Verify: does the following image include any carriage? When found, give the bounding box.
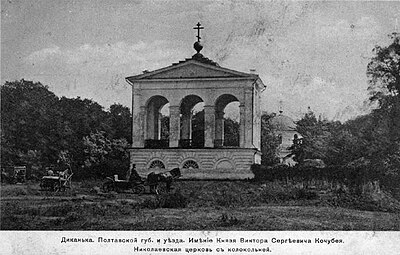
[40,170,73,192]
[102,167,181,195]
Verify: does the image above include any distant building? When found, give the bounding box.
[269,111,300,165]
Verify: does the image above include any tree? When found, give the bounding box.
[260,113,280,165]
[367,32,400,146]
[191,110,204,146]
[223,117,239,146]
[1,80,61,167]
[295,110,332,162]
[56,96,110,171]
[160,115,170,140]
[107,104,132,141]
[366,32,400,189]
[83,131,129,178]
[367,33,400,105]
[1,79,133,179]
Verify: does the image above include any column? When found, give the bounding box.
[215,110,224,147]
[132,88,143,147]
[132,106,146,147]
[244,88,253,148]
[239,103,246,148]
[169,105,180,148]
[204,105,215,148]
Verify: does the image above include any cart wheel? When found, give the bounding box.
[155,184,167,195]
[132,184,145,195]
[102,182,114,193]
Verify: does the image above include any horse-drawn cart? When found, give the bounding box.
[102,168,181,195]
[40,171,73,192]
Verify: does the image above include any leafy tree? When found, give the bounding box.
[56,96,111,171]
[294,110,333,162]
[191,110,204,146]
[107,103,132,141]
[1,79,132,179]
[160,115,170,140]
[366,32,400,189]
[260,113,280,165]
[1,80,60,167]
[367,32,400,146]
[83,131,129,178]
[223,117,240,146]
[367,33,400,106]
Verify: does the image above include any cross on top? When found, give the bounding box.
[193,22,204,42]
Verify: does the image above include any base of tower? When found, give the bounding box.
[128,148,261,180]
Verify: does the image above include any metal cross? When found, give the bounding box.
[193,22,204,42]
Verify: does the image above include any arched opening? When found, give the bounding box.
[179,95,204,148]
[182,160,199,170]
[148,160,166,172]
[215,94,240,147]
[145,96,169,148]
[160,103,170,140]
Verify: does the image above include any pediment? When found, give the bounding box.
[127,60,255,81]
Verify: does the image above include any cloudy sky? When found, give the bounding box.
[2,0,400,121]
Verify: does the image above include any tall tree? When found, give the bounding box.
[1,80,61,166]
[367,32,400,147]
[366,32,400,184]
[295,110,332,162]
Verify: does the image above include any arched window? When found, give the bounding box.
[149,160,165,169]
[182,160,199,170]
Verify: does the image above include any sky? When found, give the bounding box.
[2,0,400,121]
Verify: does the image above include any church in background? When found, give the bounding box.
[269,110,300,166]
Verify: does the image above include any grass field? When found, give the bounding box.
[1,180,400,230]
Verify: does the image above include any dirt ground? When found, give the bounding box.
[1,180,400,230]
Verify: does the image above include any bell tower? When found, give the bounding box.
[126,23,266,179]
